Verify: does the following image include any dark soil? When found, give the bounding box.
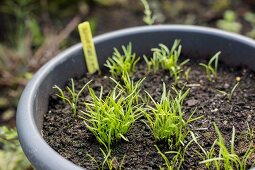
[42,59,255,169]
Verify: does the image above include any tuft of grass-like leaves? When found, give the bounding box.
[143,83,201,149]
[199,52,221,81]
[80,86,143,151]
[110,73,145,104]
[156,136,194,170]
[191,123,255,170]
[87,149,125,170]
[53,79,91,115]
[104,43,140,77]
[143,40,189,83]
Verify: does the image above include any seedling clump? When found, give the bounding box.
[143,83,201,149]
[191,123,255,170]
[104,43,140,77]
[110,73,145,104]
[144,40,189,83]
[80,85,142,151]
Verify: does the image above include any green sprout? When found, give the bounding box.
[184,67,191,81]
[140,0,155,25]
[144,40,189,83]
[155,135,194,170]
[143,52,161,73]
[156,145,182,170]
[199,52,221,81]
[143,83,201,149]
[217,82,239,101]
[53,79,91,115]
[246,123,254,141]
[80,86,142,151]
[191,123,255,170]
[110,73,145,104]
[87,149,125,170]
[104,43,140,77]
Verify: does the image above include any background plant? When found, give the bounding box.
[244,12,255,39]
[0,126,31,170]
[104,43,140,77]
[216,10,242,33]
[87,149,125,170]
[140,0,155,25]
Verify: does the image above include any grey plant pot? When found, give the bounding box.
[16,25,255,170]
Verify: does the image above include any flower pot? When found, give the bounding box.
[16,25,255,170]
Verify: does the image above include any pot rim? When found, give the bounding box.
[16,25,255,170]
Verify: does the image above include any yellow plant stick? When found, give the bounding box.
[78,21,99,74]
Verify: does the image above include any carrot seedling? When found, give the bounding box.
[53,79,91,116]
[80,86,143,151]
[143,83,201,149]
[199,52,220,81]
[155,134,194,170]
[104,43,140,77]
[110,73,145,104]
[217,82,239,101]
[191,123,255,170]
[144,40,189,83]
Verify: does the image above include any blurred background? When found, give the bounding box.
[0,0,254,169]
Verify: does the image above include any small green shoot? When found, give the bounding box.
[199,52,221,81]
[87,149,125,170]
[53,79,91,115]
[80,86,142,151]
[143,53,161,73]
[110,73,145,104]
[144,40,189,83]
[155,134,194,170]
[217,82,239,101]
[246,123,254,141]
[104,43,140,77]
[143,83,201,149]
[140,0,155,25]
[191,123,255,170]
[184,67,191,81]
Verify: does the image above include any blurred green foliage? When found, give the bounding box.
[216,10,242,33]
[212,0,230,12]
[0,126,31,170]
[244,12,255,38]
